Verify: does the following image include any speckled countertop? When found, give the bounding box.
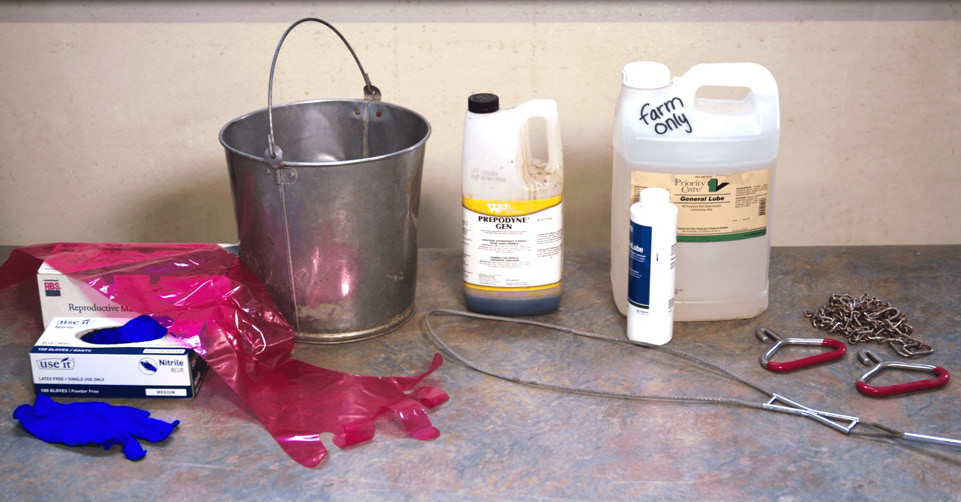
[2,246,960,500]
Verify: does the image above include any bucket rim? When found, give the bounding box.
[218,98,431,167]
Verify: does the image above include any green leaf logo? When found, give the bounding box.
[708,179,729,192]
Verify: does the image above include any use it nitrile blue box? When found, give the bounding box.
[29,317,206,399]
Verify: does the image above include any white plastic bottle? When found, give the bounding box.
[627,188,677,345]
[461,93,564,316]
[611,62,780,321]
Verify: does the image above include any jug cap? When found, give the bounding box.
[622,62,672,89]
[639,187,671,207]
[468,93,500,114]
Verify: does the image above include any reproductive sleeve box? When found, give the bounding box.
[30,317,207,399]
[36,244,240,328]
[37,261,139,328]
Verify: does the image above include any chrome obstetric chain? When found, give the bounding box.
[424,309,961,451]
[805,293,934,358]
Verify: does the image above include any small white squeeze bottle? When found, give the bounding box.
[627,187,678,345]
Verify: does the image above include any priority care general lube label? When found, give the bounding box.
[629,169,770,242]
[29,317,206,399]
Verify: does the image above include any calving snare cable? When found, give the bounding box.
[424,309,961,450]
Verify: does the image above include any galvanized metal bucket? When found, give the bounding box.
[219,18,430,343]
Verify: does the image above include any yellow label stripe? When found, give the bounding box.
[465,281,562,293]
[463,196,563,217]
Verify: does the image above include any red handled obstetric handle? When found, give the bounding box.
[857,363,950,397]
[765,339,847,372]
[857,367,949,397]
[756,328,847,373]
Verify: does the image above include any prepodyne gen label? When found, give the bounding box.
[630,169,770,242]
[463,197,563,290]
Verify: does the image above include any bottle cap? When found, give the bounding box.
[468,93,500,114]
[622,62,672,89]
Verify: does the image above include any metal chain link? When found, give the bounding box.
[804,293,933,358]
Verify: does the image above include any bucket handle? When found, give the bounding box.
[265,18,382,163]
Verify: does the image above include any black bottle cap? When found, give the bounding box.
[468,93,499,114]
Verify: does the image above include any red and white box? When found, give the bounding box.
[37,262,139,328]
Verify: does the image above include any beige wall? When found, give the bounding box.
[1,2,960,247]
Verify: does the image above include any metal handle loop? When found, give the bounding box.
[755,327,783,343]
[856,349,949,397]
[756,327,847,372]
[266,18,382,160]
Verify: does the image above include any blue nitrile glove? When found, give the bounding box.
[80,315,167,344]
[13,395,180,461]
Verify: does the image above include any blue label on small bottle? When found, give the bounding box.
[628,222,652,309]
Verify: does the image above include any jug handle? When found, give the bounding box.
[682,63,779,130]
[265,18,381,161]
[514,99,563,175]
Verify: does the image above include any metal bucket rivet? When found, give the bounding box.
[219,18,430,343]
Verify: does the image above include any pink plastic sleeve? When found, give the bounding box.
[0,243,448,468]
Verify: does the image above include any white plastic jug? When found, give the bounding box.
[610,62,780,321]
[462,93,564,316]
